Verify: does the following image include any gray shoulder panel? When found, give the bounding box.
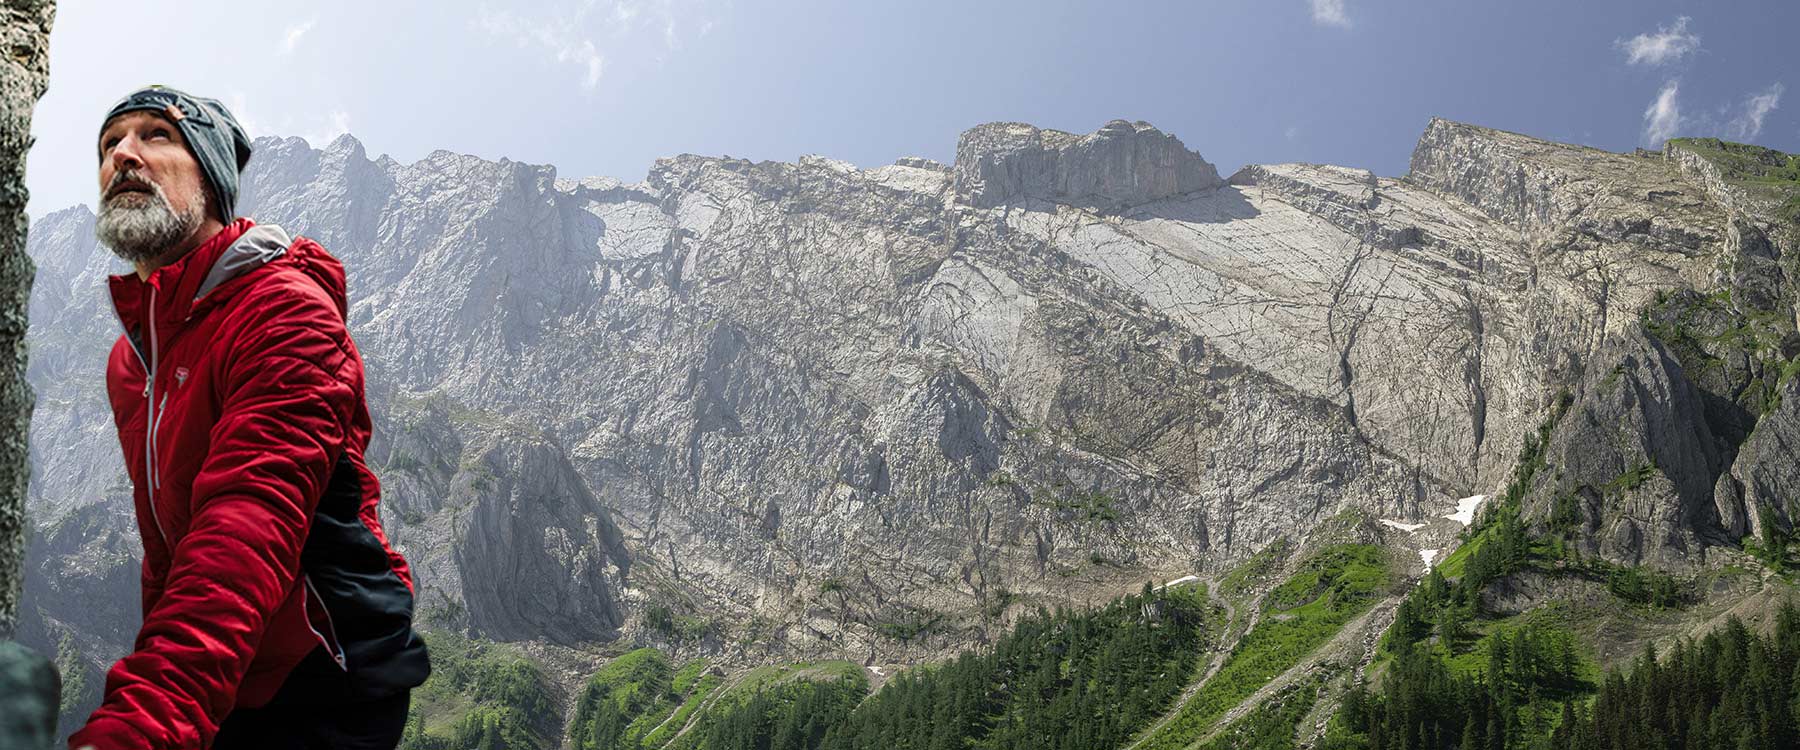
[195,224,292,302]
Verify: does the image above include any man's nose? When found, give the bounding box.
[108,133,144,174]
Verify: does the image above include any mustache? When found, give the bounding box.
[104,169,163,202]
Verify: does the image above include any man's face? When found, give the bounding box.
[95,110,209,265]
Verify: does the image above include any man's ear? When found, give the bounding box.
[202,179,223,223]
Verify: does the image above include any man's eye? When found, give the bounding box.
[149,129,171,140]
[102,137,120,151]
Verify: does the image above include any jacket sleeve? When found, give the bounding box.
[69,288,356,750]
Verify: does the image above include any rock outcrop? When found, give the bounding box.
[449,422,631,644]
[953,119,1222,208]
[1409,118,1721,256]
[1525,328,1729,566]
[1715,372,1800,543]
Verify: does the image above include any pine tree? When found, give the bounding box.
[1460,714,1481,750]
[479,715,503,750]
[1759,506,1788,571]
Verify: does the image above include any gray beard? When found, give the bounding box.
[95,181,204,266]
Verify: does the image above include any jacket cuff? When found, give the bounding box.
[67,716,157,750]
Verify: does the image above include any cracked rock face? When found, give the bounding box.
[1526,329,1727,566]
[1716,372,1800,543]
[953,120,1223,208]
[19,114,1789,677]
[450,422,632,645]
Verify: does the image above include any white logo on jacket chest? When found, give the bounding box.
[174,366,189,387]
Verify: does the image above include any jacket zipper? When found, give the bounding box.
[113,287,170,552]
[145,286,167,547]
[302,575,350,671]
[152,391,169,489]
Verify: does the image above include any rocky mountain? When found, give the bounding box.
[18,115,1800,746]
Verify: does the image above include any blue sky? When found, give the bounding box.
[26,0,1800,217]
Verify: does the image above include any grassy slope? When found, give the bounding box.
[561,645,864,750]
[1197,674,1333,750]
[1137,543,1391,750]
[403,630,561,750]
[639,661,722,748]
[661,660,866,750]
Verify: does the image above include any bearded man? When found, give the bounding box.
[67,86,429,750]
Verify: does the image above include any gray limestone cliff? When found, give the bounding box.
[1497,134,1800,568]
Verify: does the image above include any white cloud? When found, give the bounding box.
[1642,79,1682,146]
[1309,0,1350,28]
[1618,16,1699,66]
[1726,83,1783,141]
[280,18,316,55]
[477,5,608,89]
[310,111,352,147]
[474,2,717,87]
[225,92,270,140]
[550,35,605,89]
[1285,125,1300,140]
[226,92,351,147]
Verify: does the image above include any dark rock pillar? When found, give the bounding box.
[0,2,58,748]
[0,0,52,643]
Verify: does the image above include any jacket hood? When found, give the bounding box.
[192,223,290,302]
[194,223,349,320]
[277,233,350,320]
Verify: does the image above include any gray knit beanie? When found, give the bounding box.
[99,85,252,224]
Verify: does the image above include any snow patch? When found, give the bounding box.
[1380,519,1426,532]
[1446,494,1486,526]
[1419,548,1440,569]
[1158,574,1201,590]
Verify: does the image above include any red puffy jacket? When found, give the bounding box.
[70,218,430,750]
